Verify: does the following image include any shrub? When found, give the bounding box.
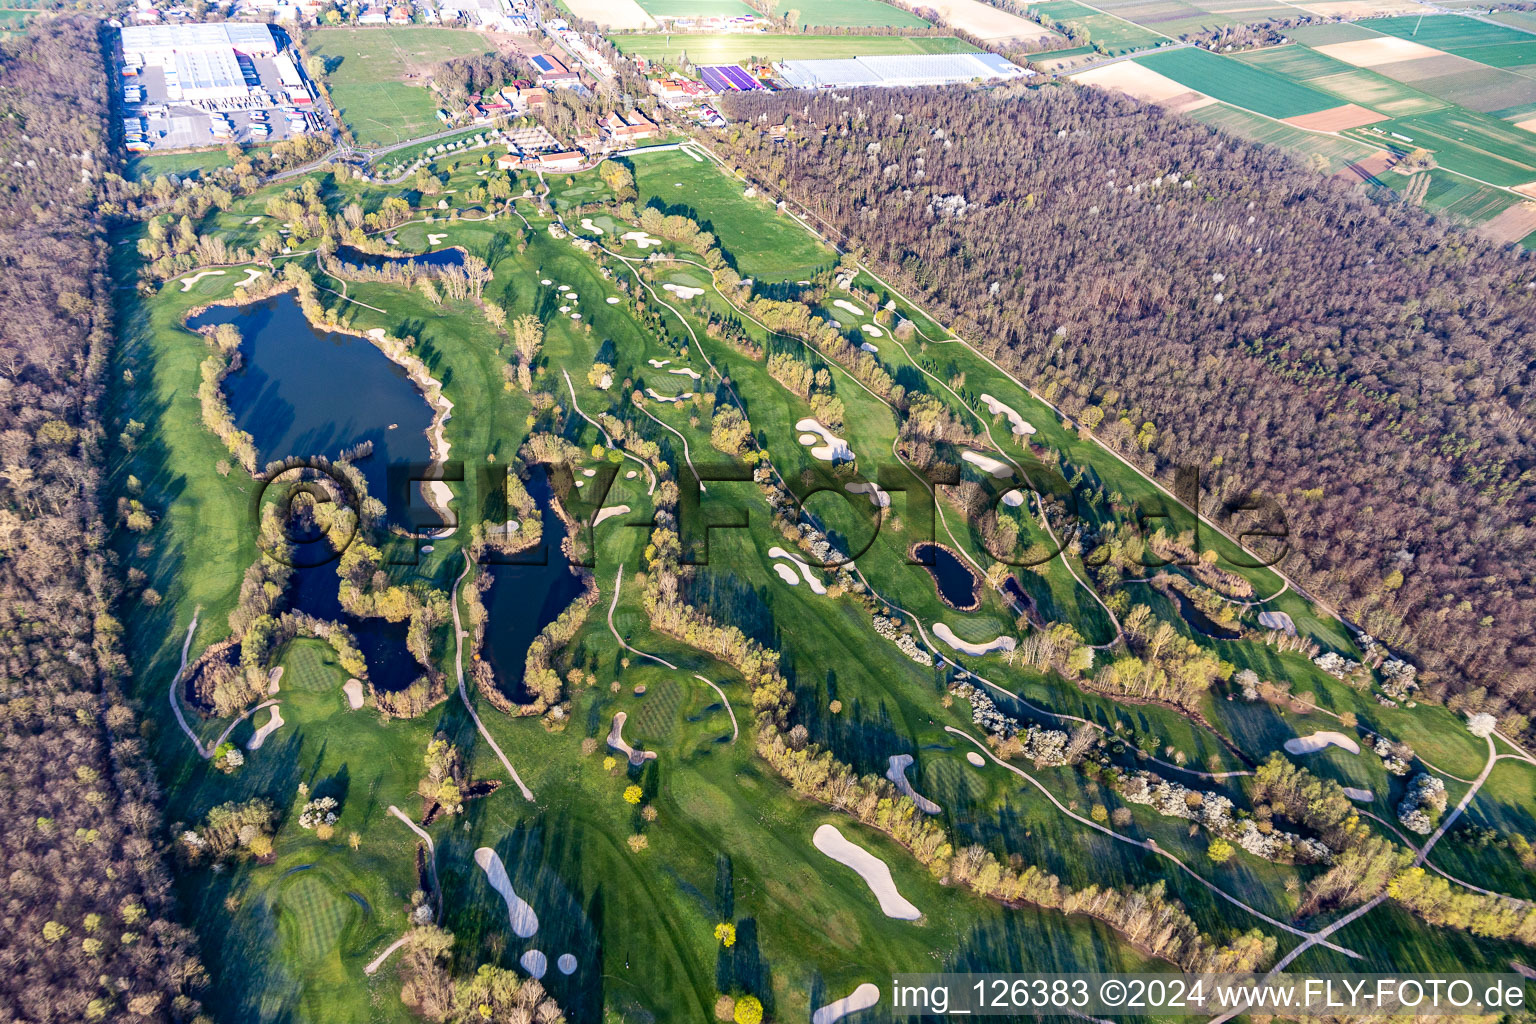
[734,995,763,1024]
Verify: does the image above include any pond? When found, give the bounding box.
[335,244,466,271]
[481,470,586,703]
[288,562,420,692]
[1163,584,1242,641]
[911,542,981,611]
[187,292,439,524]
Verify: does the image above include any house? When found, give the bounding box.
[388,6,411,23]
[537,151,583,171]
[495,152,519,170]
[358,6,387,22]
[531,53,579,88]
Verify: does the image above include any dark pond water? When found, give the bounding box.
[911,542,980,609]
[1164,585,1242,640]
[187,292,435,519]
[481,471,584,703]
[335,244,466,270]
[286,561,420,692]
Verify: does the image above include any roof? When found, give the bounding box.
[538,151,583,163]
[120,22,276,53]
[775,51,1027,89]
[531,53,568,75]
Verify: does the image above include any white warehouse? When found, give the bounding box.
[120,23,279,102]
[775,52,1030,90]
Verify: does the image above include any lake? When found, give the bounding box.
[911,542,981,610]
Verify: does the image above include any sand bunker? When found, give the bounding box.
[861,323,883,337]
[557,953,578,974]
[644,388,681,403]
[669,367,702,380]
[179,269,227,291]
[966,751,986,767]
[1001,489,1024,507]
[813,983,881,1024]
[796,418,853,462]
[607,710,657,765]
[860,341,879,353]
[559,305,571,313]
[662,283,704,300]
[558,285,569,292]
[622,230,661,249]
[540,278,553,285]
[1075,62,1214,111]
[582,468,596,477]
[238,268,264,288]
[845,481,891,508]
[267,665,284,695]
[1284,731,1361,756]
[1258,610,1296,634]
[813,824,922,920]
[1343,787,1373,802]
[980,393,1036,436]
[933,623,1015,657]
[962,450,1013,479]
[833,298,867,317]
[580,218,605,234]
[519,949,547,979]
[773,563,800,586]
[427,233,447,245]
[625,470,638,479]
[246,705,285,750]
[343,678,364,709]
[475,847,539,937]
[1315,36,1442,67]
[647,358,672,368]
[245,216,262,225]
[798,433,818,444]
[886,754,942,814]
[769,547,827,594]
[593,504,631,527]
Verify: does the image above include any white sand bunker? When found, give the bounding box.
[813,983,881,1024]
[343,678,364,710]
[179,269,227,291]
[607,710,657,765]
[520,949,547,979]
[559,305,571,313]
[1284,731,1360,756]
[962,450,1013,479]
[558,284,570,292]
[644,388,681,403]
[773,563,800,586]
[1344,787,1373,802]
[475,847,539,937]
[606,296,621,304]
[246,705,284,750]
[886,754,942,814]
[238,268,264,288]
[861,323,883,337]
[662,283,704,300]
[845,481,890,508]
[582,468,596,477]
[570,313,581,320]
[769,547,826,594]
[796,418,852,462]
[580,217,605,234]
[540,278,553,285]
[557,953,577,974]
[1258,610,1296,635]
[594,504,631,527]
[933,623,1015,657]
[267,665,284,695]
[966,751,986,768]
[622,230,661,249]
[625,470,637,479]
[860,341,879,353]
[669,367,702,380]
[813,824,922,920]
[980,393,1036,436]
[647,358,672,368]
[833,298,866,317]
[245,216,262,225]
[1001,489,1024,507]
[798,433,818,444]
[427,233,447,245]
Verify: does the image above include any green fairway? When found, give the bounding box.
[1026,0,1167,53]
[612,32,973,62]
[1349,108,1536,187]
[768,0,933,26]
[1137,47,1340,117]
[1366,14,1536,69]
[634,0,759,17]
[309,27,493,148]
[1187,102,1380,173]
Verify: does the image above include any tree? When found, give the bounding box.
[1208,839,1235,864]
[734,995,764,1024]
[624,785,643,804]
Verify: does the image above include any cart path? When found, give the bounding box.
[452,553,534,800]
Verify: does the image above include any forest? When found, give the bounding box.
[715,83,1536,736]
[0,16,204,1024]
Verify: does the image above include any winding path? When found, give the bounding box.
[561,368,657,496]
[166,608,283,758]
[388,805,443,923]
[452,553,534,800]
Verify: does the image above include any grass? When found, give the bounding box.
[611,32,974,63]
[1136,47,1340,118]
[1348,108,1536,187]
[127,148,248,181]
[309,27,493,148]
[1026,0,1167,54]
[767,0,934,26]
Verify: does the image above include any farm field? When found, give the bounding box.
[309,26,494,148]
[1136,46,1341,117]
[1236,45,1449,117]
[1026,0,1168,53]
[1083,0,1276,38]
[1348,108,1536,187]
[887,0,1059,41]
[1365,14,1536,69]
[766,0,934,27]
[632,0,759,17]
[1187,101,1381,172]
[612,32,974,62]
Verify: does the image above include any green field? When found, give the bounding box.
[127,147,246,181]
[1085,0,1283,38]
[1236,44,1449,117]
[1137,47,1339,117]
[767,0,933,27]
[309,27,493,148]
[613,32,974,63]
[1350,108,1536,187]
[1187,102,1380,173]
[1027,0,1167,54]
[633,0,759,18]
[1366,14,1536,69]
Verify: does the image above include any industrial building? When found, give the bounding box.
[119,23,284,103]
[774,52,1029,90]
